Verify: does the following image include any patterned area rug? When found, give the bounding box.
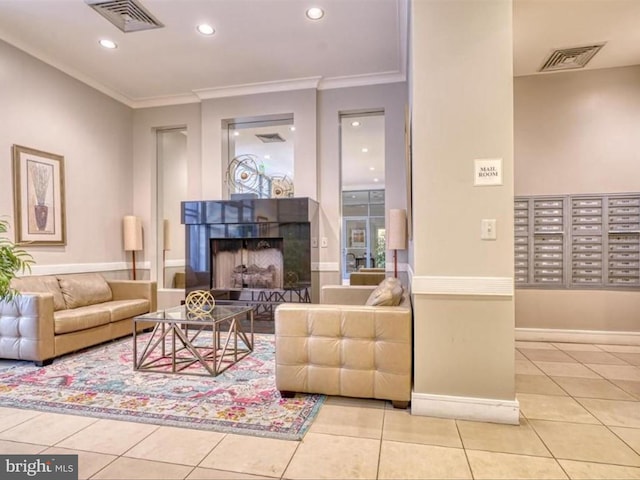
[0,333,324,441]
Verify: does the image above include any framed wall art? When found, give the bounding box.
[12,145,66,245]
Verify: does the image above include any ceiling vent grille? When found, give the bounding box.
[539,44,605,72]
[255,133,286,143]
[86,0,164,33]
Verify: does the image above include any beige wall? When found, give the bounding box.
[200,89,318,201]
[317,83,408,279]
[514,65,640,333]
[0,39,134,272]
[410,0,516,419]
[515,65,640,196]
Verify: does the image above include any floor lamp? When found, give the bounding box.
[387,209,407,278]
[123,215,143,280]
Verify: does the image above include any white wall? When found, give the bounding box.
[0,39,134,272]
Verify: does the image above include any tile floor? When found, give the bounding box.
[1,340,639,479]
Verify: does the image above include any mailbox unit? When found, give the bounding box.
[514,193,640,289]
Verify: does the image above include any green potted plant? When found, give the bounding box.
[0,218,34,302]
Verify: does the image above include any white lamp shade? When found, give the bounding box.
[387,209,407,250]
[163,219,171,251]
[123,216,143,251]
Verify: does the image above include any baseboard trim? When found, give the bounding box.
[516,328,640,346]
[312,262,339,272]
[411,392,519,425]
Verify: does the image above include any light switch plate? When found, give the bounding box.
[321,237,328,248]
[312,238,318,248]
[481,219,497,240]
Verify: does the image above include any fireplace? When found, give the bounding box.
[182,198,318,297]
[211,237,284,289]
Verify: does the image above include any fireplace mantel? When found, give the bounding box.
[181,198,319,295]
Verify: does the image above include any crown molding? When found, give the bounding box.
[130,93,201,109]
[318,71,406,90]
[194,77,322,100]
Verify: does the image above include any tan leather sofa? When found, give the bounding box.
[275,284,412,408]
[349,268,387,286]
[0,273,156,365]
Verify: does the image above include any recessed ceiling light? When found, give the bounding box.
[99,39,117,49]
[264,155,271,160]
[197,24,215,35]
[369,167,375,171]
[361,147,369,153]
[289,126,296,131]
[351,121,361,127]
[233,131,240,137]
[373,178,379,182]
[306,7,324,20]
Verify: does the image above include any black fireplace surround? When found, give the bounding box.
[181,198,318,295]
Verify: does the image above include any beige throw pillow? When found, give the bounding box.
[10,275,67,311]
[57,273,113,309]
[365,277,404,307]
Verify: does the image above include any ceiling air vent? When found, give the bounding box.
[539,43,605,72]
[86,0,164,33]
[255,133,286,143]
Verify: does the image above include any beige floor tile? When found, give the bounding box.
[457,417,551,457]
[91,456,192,479]
[383,409,461,447]
[520,348,577,363]
[566,350,630,365]
[552,343,604,352]
[201,433,298,478]
[43,446,117,480]
[551,376,636,400]
[613,352,640,366]
[466,450,567,479]
[0,412,97,445]
[533,362,602,378]
[530,420,640,466]
[517,393,599,424]
[309,403,384,439]
[586,364,640,381]
[596,345,640,354]
[577,398,640,428]
[558,459,640,479]
[516,360,546,375]
[0,439,47,454]
[611,427,640,456]
[612,380,640,399]
[57,418,158,455]
[284,432,379,479]
[187,468,277,479]
[0,407,43,432]
[324,395,386,409]
[516,374,567,396]
[377,440,471,479]
[516,341,558,350]
[124,426,225,465]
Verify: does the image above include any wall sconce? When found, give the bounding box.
[123,215,143,280]
[387,209,407,278]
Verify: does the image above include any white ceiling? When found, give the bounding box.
[0,0,638,191]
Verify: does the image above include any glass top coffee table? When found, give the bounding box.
[133,304,254,377]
